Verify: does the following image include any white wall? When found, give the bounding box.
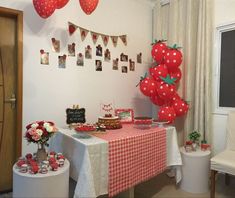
[212,0,235,154]
[0,0,153,154]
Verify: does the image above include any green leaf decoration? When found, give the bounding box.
[151,39,167,45]
[136,72,148,87]
[168,44,182,49]
[160,74,176,85]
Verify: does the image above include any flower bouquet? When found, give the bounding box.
[25,121,58,162]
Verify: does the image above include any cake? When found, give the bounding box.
[98,114,122,130]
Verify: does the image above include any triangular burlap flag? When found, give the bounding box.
[79,27,89,41]
[101,34,109,47]
[119,35,127,46]
[111,36,118,47]
[90,32,100,44]
[68,22,78,35]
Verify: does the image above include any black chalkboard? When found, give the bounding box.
[66,108,86,124]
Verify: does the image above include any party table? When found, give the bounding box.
[50,125,182,198]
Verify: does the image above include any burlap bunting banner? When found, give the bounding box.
[101,34,109,47]
[68,22,78,35]
[119,35,127,46]
[68,21,127,46]
[111,36,118,47]
[90,32,100,44]
[79,27,89,41]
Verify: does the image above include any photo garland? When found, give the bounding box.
[39,23,143,75]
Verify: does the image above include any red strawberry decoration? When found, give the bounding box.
[138,74,157,97]
[79,0,99,15]
[33,0,57,19]
[149,64,168,81]
[158,106,176,123]
[156,75,176,100]
[169,68,182,83]
[31,165,39,174]
[150,94,165,106]
[56,0,69,9]
[168,92,181,105]
[172,99,189,116]
[164,44,183,70]
[25,153,33,160]
[151,41,168,64]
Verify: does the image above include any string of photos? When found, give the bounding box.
[68,22,127,47]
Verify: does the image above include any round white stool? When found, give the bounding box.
[179,147,211,193]
[13,159,70,198]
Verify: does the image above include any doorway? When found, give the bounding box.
[0,7,23,192]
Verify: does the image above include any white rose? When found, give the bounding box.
[46,126,53,132]
[36,129,43,136]
[31,123,39,128]
[43,122,50,128]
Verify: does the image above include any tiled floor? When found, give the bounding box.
[2,171,235,198]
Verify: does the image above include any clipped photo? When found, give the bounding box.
[104,49,111,62]
[96,60,102,71]
[85,45,92,59]
[137,52,142,63]
[40,50,49,65]
[120,53,128,62]
[77,53,84,66]
[121,66,128,73]
[129,59,135,71]
[58,55,66,68]
[113,58,119,70]
[96,44,102,56]
[51,38,60,53]
[68,43,76,56]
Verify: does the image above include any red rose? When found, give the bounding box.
[26,123,33,130]
[38,121,45,126]
[25,132,32,140]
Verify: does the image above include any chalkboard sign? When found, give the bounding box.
[66,108,86,124]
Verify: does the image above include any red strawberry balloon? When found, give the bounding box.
[164,44,183,71]
[150,94,165,106]
[79,0,99,15]
[156,75,176,100]
[151,41,168,64]
[169,68,182,83]
[158,106,176,123]
[172,99,189,116]
[168,92,181,105]
[33,0,57,19]
[149,64,168,82]
[56,0,69,9]
[139,75,157,97]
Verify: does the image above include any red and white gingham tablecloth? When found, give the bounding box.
[93,124,166,197]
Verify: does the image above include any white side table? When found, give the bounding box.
[179,147,211,193]
[13,159,70,198]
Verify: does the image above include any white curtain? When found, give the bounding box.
[153,0,214,143]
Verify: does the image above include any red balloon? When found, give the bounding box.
[172,99,189,116]
[150,94,165,106]
[164,48,182,70]
[156,81,176,100]
[33,0,57,19]
[56,0,69,9]
[169,68,182,83]
[167,92,181,105]
[79,0,99,15]
[139,77,157,97]
[158,106,176,123]
[149,64,168,82]
[151,42,168,64]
